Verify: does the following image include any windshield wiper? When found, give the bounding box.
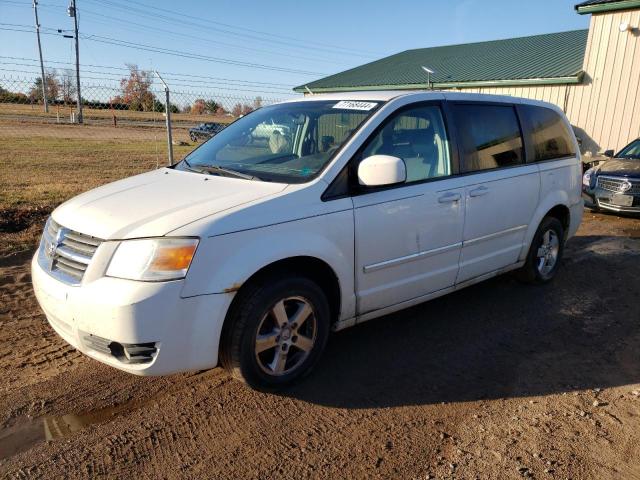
[197,165,261,181]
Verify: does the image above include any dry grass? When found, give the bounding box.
[0,123,194,256]
[0,103,234,124]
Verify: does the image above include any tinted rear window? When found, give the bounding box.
[519,105,575,161]
[451,104,524,173]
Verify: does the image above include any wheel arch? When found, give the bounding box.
[545,204,571,238]
[223,255,342,330]
[520,193,572,262]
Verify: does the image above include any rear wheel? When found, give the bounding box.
[220,276,330,391]
[517,216,565,284]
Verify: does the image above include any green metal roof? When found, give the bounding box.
[294,30,588,93]
[575,0,640,14]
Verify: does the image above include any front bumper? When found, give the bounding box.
[582,187,640,213]
[31,253,234,375]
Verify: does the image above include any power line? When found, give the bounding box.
[0,68,296,96]
[70,7,354,67]
[121,0,383,57]
[2,0,372,65]
[0,25,327,76]
[0,64,296,94]
[80,33,327,76]
[0,55,296,87]
[82,0,378,59]
[0,59,296,90]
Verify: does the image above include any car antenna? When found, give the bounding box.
[304,85,314,95]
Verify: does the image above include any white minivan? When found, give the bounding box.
[32,91,583,390]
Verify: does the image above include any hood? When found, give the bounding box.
[597,158,640,177]
[52,168,287,239]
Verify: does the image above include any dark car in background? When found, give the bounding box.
[583,138,640,214]
[189,122,226,142]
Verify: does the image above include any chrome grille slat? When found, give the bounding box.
[54,260,84,280]
[65,231,101,247]
[61,237,97,255]
[55,255,88,272]
[55,244,92,265]
[38,217,103,285]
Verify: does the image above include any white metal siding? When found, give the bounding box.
[452,10,640,155]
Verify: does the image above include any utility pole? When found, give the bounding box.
[32,0,48,113]
[155,71,174,165]
[68,0,82,123]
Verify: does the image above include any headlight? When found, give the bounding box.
[582,167,595,187]
[106,238,199,281]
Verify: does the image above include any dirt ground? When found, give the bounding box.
[0,212,639,479]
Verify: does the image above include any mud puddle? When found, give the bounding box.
[0,369,221,461]
[0,401,136,460]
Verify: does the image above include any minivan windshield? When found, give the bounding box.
[616,139,640,160]
[177,100,381,182]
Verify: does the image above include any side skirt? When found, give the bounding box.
[332,261,525,332]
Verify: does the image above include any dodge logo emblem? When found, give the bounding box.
[46,227,68,270]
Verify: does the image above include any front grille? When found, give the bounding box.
[39,217,103,285]
[597,176,640,195]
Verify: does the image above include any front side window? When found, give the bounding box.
[178,100,380,183]
[616,139,640,160]
[359,105,451,183]
[519,105,575,161]
[452,104,524,173]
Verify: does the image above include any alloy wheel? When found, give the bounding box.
[536,229,560,276]
[254,296,317,376]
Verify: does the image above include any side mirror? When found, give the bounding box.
[604,149,615,158]
[357,155,406,187]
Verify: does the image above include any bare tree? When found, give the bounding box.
[59,69,77,105]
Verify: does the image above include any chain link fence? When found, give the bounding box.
[0,72,286,164]
[0,71,291,254]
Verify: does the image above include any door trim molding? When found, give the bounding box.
[361,224,527,274]
[363,242,462,273]
[463,224,527,246]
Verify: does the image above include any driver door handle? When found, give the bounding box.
[438,192,461,203]
[469,186,490,197]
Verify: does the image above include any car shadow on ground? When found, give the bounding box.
[282,234,640,409]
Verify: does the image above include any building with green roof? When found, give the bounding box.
[296,0,640,154]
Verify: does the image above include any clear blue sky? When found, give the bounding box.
[0,0,588,99]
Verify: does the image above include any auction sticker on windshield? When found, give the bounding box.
[332,101,378,111]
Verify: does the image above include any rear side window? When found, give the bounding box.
[519,105,575,161]
[451,104,524,173]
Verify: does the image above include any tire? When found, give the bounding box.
[220,275,330,391]
[517,216,565,284]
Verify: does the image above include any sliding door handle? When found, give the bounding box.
[469,186,489,197]
[438,192,461,203]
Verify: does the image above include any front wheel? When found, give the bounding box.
[517,216,565,284]
[220,276,330,391]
